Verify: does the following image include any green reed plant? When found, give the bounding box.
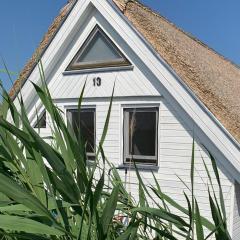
[0,64,231,239]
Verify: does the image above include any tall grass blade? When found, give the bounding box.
[195,199,204,240]
[101,184,120,237]
[0,215,65,236]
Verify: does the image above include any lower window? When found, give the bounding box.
[67,108,96,160]
[123,107,158,165]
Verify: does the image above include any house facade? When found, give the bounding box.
[11,0,240,238]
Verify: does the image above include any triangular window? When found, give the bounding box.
[67,25,131,71]
[34,111,46,129]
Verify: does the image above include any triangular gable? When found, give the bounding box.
[10,0,240,182]
[67,25,131,71]
[10,0,240,146]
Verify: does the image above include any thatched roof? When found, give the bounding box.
[10,0,240,144]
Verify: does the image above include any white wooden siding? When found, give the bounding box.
[233,182,240,239]
[50,69,159,99]
[17,0,240,186]
[23,0,236,235]
[42,96,234,237]
[27,11,236,234]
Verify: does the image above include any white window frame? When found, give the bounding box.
[66,24,131,71]
[122,105,159,166]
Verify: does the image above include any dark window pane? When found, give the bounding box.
[77,31,122,64]
[67,26,131,70]
[128,111,156,156]
[34,111,46,128]
[69,109,95,155]
[80,111,95,153]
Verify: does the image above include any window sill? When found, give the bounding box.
[117,164,159,172]
[63,65,134,75]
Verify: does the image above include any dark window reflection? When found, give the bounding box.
[68,109,95,156]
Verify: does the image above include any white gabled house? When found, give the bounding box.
[10,0,240,238]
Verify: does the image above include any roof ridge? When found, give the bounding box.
[129,0,240,70]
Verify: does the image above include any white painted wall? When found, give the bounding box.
[38,95,234,238]
[29,15,236,235]
[21,1,239,237]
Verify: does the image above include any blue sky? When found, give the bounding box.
[0,0,240,91]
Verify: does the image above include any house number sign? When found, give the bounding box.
[93,77,101,87]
